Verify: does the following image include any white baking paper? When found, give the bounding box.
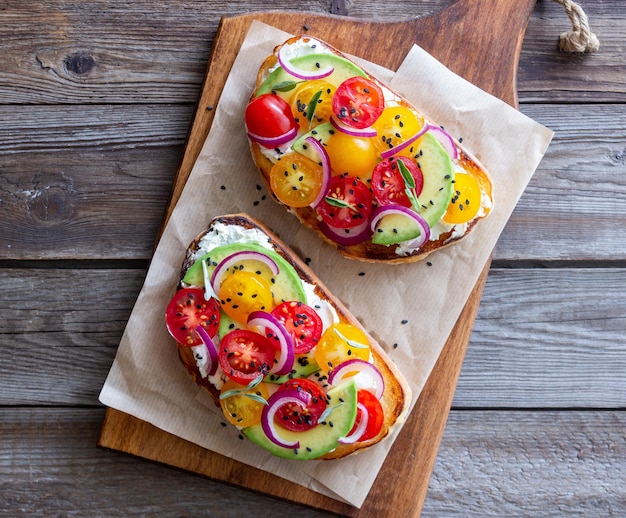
[99,20,553,508]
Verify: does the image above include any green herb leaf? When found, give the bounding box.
[333,327,369,349]
[244,393,269,405]
[324,196,358,212]
[219,374,265,401]
[306,89,323,124]
[397,159,415,189]
[272,80,301,93]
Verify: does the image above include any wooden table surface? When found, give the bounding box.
[1,0,625,516]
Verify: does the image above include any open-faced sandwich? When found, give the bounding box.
[245,36,494,263]
[164,214,411,460]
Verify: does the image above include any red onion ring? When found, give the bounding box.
[277,45,334,81]
[247,311,295,375]
[261,388,311,448]
[318,218,372,246]
[195,325,219,377]
[247,127,297,148]
[330,115,377,138]
[210,250,279,295]
[370,204,431,249]
[302,136,332,207]
[328,359,384,399]
[338,402,369,444]
[427,124,459,160]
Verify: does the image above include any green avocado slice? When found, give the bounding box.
[182,242,307,305]
[256,53,367,100]
[243,379,358,460]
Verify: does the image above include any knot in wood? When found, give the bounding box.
[65,52,96,75]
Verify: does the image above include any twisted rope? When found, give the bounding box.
[552,0,600,52]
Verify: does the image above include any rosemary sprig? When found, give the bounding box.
[397,158,422,213]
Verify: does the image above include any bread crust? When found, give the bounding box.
[175,213,412,459]
[248,36,494,264]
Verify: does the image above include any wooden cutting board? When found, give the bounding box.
[98,1,536,515]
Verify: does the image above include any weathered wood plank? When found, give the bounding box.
[0,105,193,259]
[1,104,623,261]
[423,409,626,516]
[1,407,623,516]
[0,1,623,104]
[1,267,624,407]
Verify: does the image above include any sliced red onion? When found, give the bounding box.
[330,115,377,138]
[261,388,311,448]
[328,359,385,399]
[427,124,459,160]
[318,218,371,246]
[303,136,332,207]
[380,125,429,159]
[210,251,279,294]
[247,311,295,375]
[338,402,369,444]
[195,325,219,376]
[247,127,297,148]
[277,45,334,81]
[370,204,431,249]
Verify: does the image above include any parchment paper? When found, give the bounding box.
[99,21,554,508]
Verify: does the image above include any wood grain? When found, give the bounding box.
[3,407,624,516]
[97,1,538,514]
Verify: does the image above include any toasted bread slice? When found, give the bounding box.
[246,36,494,263]
[172,214,411,460]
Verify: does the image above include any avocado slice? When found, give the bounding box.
[414,132,456,227]
[243,379,358,460]
[256,53,367,100]
[291,122,335,162]
[371,212,423,245]
[182,242,307,305]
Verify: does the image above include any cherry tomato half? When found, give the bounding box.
[269,153,324,208]
[220,378,270,428]
[276,378,327,432]
[271,301,323,354]
[316,175,373,229]
[332,77,384,129]
[218,271,274,324]
[442,172,482,224]
[373,105,424,154]
[245,93,298,141]
[314,323,371,374]
[349,389,384,442]
[371,156,424,208]
[290,80,336,131]
[219,329,275,384]
[165,288,220,347]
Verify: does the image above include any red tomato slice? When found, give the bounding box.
[316,175,373,229]
[349,389,384,442]
[219,329,275,384]
[165,288,220,347]
[271,301,323,354]
[371,156,424,207]
[245,93,298,139]
[332,77,384,129]
[276,378,327,432]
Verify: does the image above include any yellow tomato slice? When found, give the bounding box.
[373,105,424,156]
[314,323,370,374]
[289,80,336,131]
[218,271,273,324]
[443,172,482,224]
[269,153,323,208]
[220,378,270,428]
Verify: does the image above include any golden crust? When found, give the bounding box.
[176,213,412,459]
[248,36,494,264]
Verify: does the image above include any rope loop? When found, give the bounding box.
[552,0,600,52]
